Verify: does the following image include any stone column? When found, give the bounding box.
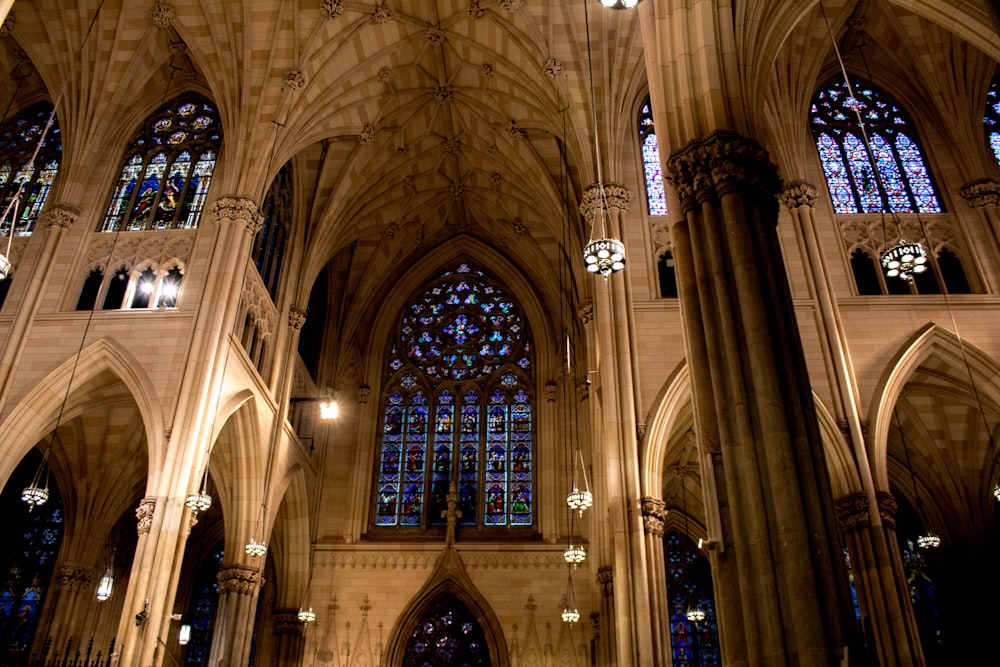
[0,204,79,407]
[663,130,854,667]
[35,563,94,656]
[270,609,306,666]
[209,565,263,667]
[595,566,615,667]
[640,497,671,665]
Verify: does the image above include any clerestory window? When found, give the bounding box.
[986,72,1000,167]
[0,102,61,237]
[638,97,667,217]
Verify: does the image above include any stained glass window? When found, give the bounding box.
[810,80,941,214]
[986,73,1000,167]
[375,263,533,529]
[0,102,61,237]
[100,95,222,232]
[639,99,668,216]
[0,450,64,659]
[254,163,290,300]
[403,595,491,667]
[665,531,720,667]
[183,544,223,667]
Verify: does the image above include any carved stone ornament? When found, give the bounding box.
[636,422,647,440]
[217,565,261,595]
[383,222,399,239]
[779,181,818,210]
[212,196,264,234]
[545,380,557,402]
[426,26,445,44]
[577,301,594,325]
[288,305,307,330]
[665,130,782,216]
[960,179,1000,208]
[357,383,371,404]
[42,204,81,230]
[321,0,345,19]
[876,491,898,530]
[449,184,465,200]
[442,138,461,155]
[640,497,667,537]
[597,566,613,596]
[486,143,498,155]
[435,84,454,102]
[285,70,306,89]
[511,217,527,235]
[272,609,305,636]
[136,497,157,534]
[371,2,392,23]
[505,121,527,140]
[358,124,377,144]
[576,378,590,402]
[169,40,187,57]
[468,1,485,19]
[834,492,869,531]
[0,16,13,38]
[499,0,525,11]
[579,183,632,220]
[378,66,392,83]
[55,565,94,592]
[151,1,175,29]
[543,57,563,78]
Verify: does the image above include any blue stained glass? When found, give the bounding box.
[986,75,1000,166]
[638,100,668,216]
[0,102,61,237]
[666,532,721,666]
[810,79,941,214]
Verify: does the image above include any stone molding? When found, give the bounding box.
[212,196,263,234]
[136,497,156,534]
[288,305,307,330]
[579,183,632,220]
[577,301,594,325]
[54,564,94,592]
[42,204,81,230]
[324,551,565,571]
[835,492,869,531]
[83,229,195,278]
[597,566,613,596]
[217,565,261,595]
[665,130,781,215]
[838,213,957,257]
[640,496,667,537]
[357,383,371,404]
[272,609,305,636]
[960,179,1000,208]
[779,181,818,210]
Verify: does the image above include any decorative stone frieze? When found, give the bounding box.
[545,381,557,402]
[543,57,563,78]
[876,491,898,530]
[640,497,667,537]
[468,1,485,19]
[357,383,370,404]
[960,179,1000,208]
[42,204,81,230]
[272,609,304,636]
[779,181,818,210]
[285,70,306,89]
[212,196,263,234]
[54,565,94,592]
[579,184,632,220]
[665,131,781,216]
[358,124,377,144]
[321,0,345,19]
[288,306,307,330]
[136,497,157,534]
[597,566,613,596]
[151,1,175,29]
[83,229,195,279]
[217,565,261,595]
[577,301,594,325]
[835,492,869,531]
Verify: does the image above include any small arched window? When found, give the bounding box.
[638,98,668,216]
[0,102,61,236]
[254,163,291,301]
[810,79,941,214]
[374,263,533,530]
[657,251,678,298]
[100,94,222,232]
[986,73,1000,167]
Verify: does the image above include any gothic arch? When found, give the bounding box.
[382,550,508,667]
[640,360,690,499]
[267,465,312,609]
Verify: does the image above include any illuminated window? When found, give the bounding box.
[0,102,61,237]
[78,263,184,311]
[810,79,941,214]
[665,531,720,667]
[254,164,291,301]
[374,263,533,530]
[100,94,222,232]
[639,98,668,216]
[986,73,1000,167]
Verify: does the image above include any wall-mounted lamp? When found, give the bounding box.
[178,623,191,646]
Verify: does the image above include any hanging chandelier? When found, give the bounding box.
[686,606,706,622]
[567,445,593,516]
[245,538,267,558]
[599,0,638,8]
[880,241,928,282]
[185,489,212,512]
[21,475,50,510]
[298,607,316,623]
[561,607,580,623]
[96,565,114,601]
[916,532,941,549]
[564,543,586,567]
[562,568,580,623]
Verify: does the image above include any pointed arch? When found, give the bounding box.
[868,323,1000,491]
[265,464,312,609]
[641,361,691,499]
[382,550,507,667]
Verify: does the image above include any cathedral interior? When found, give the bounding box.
[0,0,997,665]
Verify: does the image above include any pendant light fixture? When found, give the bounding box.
[599,0,639,8]
[561,568,580,624]
[581,0,626,278]
[95,546,115,601]
[894,407,940,549]
[680,468,706,622]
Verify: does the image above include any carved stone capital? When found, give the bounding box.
[576,378,590,402]
[665,130,781,215]
[876,491,898,530]
[640,496,667,537]
[960,179,1000,208]
[217,565,261,595]
[212,196,263,234]
[577,301,594,325]
[597,566,613,596]
[779,181,818,210]
[136,497,157,534]
[579,183,632,220]
[54,564,94,592]
[835,492,869,532]
[42,204,81,230]
[545,381,557,402]
[272,609,305,636]
[357,383,371,404]
[288,306,307,330]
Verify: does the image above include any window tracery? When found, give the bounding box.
[0,102,60,237]
[665,531,720,667]
[375,263,533,530]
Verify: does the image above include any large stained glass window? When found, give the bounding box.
[183,544,223,667]
[0,102,61,237]
[639,98,668,216]
[810,79,941,214]
[100,94,222,232]
[403,595,491,667]
[665,531,720,667]
[986,73,1000,167]
[375,263,533,530]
